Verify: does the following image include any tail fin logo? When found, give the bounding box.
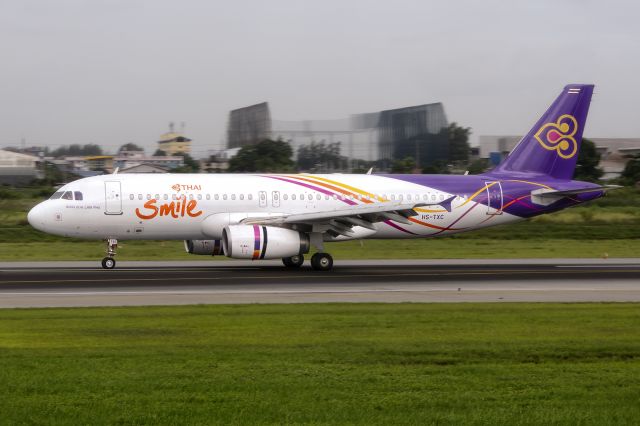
[534,114,579,159]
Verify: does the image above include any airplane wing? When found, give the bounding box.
[242,201,428,237]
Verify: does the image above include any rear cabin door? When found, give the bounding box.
[484,181,503,215]
[272,191,280,208]
[104,181,123,215]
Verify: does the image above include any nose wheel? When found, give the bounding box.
[310,252,333,271]
[101,257,116,269]
[101,238,118,269]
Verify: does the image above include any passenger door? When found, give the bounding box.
[484,181,503,215]
[104,181,123,215]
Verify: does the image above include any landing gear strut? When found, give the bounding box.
[101,238,118,269]
[282,254,305,268]
[311,252,333,271]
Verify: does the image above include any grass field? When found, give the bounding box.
[2,186,640,261]
[0,303,638,425]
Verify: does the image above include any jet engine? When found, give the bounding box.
[184,239,224,256]
[222,225,309,259]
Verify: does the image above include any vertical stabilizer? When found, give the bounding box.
[489,84,594,180]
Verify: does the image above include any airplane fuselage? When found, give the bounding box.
[28,172,602,241]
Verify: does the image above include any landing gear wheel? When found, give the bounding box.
[101,257,116,269]
[311,253,333,271]
[282,255,305,268]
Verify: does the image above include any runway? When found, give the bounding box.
[0,259,639,308]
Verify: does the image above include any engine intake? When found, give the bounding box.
[222,225,309,260]
[184,240,224,256]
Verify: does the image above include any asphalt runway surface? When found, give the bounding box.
[1,259,639,308]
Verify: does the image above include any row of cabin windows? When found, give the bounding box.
[50,191,83,201]
[128,193,459,202]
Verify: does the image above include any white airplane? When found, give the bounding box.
[28,84,613,270]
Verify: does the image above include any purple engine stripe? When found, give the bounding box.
[263,176,357,205]
[253,224,261,252]
[383,219,417,235]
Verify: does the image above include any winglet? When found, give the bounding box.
[440,195,456,213]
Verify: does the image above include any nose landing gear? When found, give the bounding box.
[101,238,118,269]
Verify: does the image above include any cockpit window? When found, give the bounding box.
[61,191,73,200]
[74,191,83,200]
[50,191,63,200]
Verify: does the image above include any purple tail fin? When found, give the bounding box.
[489,84,594,180]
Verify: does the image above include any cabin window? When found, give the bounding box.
[155,194,159,200]
[164,194,168,200]
[292,194,296,200]
[423,194,428,201]
[206,194,210,200]
[197,194,202,200]
[172,194,177,200]
[431,194,436,201]
[308,194,313,201]
[283,194,288,200]
[248,194,253,201]
[189,194,194,200]
[223,194,228,200]
[300,193,304,200]
[215,194,219,200]
[407,194,412,201]
[231,194,236,201]
[333,194,338,200]
[325,195,329,200]
[390,194,396,201]
[316,194,321,200]
[239,194,244,200]
[50,191,63,200]
[129,194,134,200]
[138,194,143,200]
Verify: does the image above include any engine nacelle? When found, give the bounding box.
[222,225,309,260]
[184,240,224,256]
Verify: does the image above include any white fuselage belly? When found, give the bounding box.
[33,173,521,240]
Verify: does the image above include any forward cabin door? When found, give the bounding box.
[484,181,503,215]
[104,181,123,215]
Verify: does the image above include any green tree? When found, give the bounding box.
[297,141,346,172]
[153,149,167,156]
[422,160,450,174]
[118,143,144,153]
[620,153,640,186]
[173,153,200,173]
[574,138,603,182]
[228,139,295,173]
[50,144,103,157]
[448,122,471,164]
[467,158,489,174]
[390,156,417,174]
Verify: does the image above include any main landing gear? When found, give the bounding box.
[101,238,118,269]
[280,252,334,270]
[310,252,333,271]
[282,254,305,268]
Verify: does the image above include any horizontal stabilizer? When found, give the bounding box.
[531,185,621,206]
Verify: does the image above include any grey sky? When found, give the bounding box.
[1,0,639,157]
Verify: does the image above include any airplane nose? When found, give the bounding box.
[27,202,47,231]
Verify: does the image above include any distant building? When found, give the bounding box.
[120,164,169,174]
[112,149,184,171]
[226,101,449,169]
[157,123,192,155]
[227,102,272,149]
[0,149,43,185]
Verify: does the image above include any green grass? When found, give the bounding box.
[0,303,638,425]
[2,187,640,261]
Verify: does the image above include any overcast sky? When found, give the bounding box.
[1,0,638,156]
